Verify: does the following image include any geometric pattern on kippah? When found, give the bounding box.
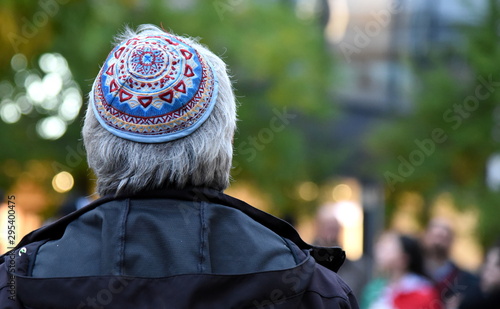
[91,32,219,143]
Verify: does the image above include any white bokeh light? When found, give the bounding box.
[15,70,29,88]
[59,87,82,121]
[37,116,67,140]
[0,81,14,98]
[16,94,33,114]
[332,200,363,228]
[43,73,63,98]
[0,101,21,124]
[1,53,81,134]
[39,53,70,78]
[24,73,40,88]
[27,80,46,104]
[41,97,59,111]
[39,53,58,73]
[11,54,27,72]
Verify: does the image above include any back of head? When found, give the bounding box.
[399,234,426,277]
[374,232,422,276]
[83,24,237,196]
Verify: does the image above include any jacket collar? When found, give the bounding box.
[16,187,345,272]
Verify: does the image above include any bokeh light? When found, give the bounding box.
[42,73,63,98]
[1,52,83,140]
[0,81,14,98]
[16,94,33,114]
[59,87,82,121]
[332,183,352,201]
[37,116,67,140]
[298,181,319,201]
[0,100,21,124]
[10,53,27,72]
[52,171,75,193]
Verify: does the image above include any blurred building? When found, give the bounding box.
[297,0,486,259]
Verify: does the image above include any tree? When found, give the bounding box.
[368,0,500,245]
[0,0,337,215]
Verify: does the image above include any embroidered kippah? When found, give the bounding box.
[91,32,219,143]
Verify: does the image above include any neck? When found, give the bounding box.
[389,269,407,284]
[426,256,449,273]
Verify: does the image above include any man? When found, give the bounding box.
[0,24,358,308]
[313,203,370,299]
[422,217,480,308]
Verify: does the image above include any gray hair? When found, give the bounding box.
[82,24,237,196]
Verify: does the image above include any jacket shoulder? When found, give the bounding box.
[3,249,359,309]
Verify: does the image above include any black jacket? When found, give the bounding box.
[0,187,359,308]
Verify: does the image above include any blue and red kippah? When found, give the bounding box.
[91,32,219,143]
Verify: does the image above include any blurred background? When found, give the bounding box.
[0,0,499,276]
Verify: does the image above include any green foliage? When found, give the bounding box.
[0,0,337,214]
[367,0,500,245]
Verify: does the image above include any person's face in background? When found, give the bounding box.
[423,218,454,260]
[374,233,407,276]
[315,207,341,247]
[481,247,500,294]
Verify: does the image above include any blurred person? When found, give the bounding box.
[422,217,480,307]
[314,203,371,298]
[0,25,358,308]
[361,232,441,309]
[459,242,500,309]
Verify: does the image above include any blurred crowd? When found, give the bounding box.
[314,205,500,309]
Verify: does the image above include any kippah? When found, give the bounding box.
[91,31,219,143]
